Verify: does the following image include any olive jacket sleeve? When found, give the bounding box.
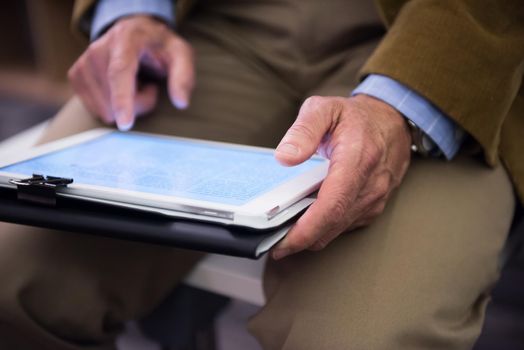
[363,0,524,202]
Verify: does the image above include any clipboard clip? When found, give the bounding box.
[8,174,73,206]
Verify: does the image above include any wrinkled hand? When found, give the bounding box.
[68,16,195,131]
[272,94,412,260]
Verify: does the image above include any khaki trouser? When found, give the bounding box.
[0,1,516,349]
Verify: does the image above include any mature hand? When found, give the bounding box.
[68,16,195,131]
[272,94,412,260]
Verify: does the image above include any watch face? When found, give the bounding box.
[422,135,437,152]
[406,119,437,157]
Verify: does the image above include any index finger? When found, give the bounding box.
[107,42,140,131]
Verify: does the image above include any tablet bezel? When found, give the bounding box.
[0,129,328,228]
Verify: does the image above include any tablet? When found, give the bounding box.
[0,129,328,229]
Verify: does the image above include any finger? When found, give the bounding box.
[81,68,113,123]
[71,79,103,121]
[134,84,159,116]
[68,62,108,122]
[107,42,141,131]
[352,173,391,226]
[165,39,195,109]
[355,168,392,204]
[309,226,346,252]
[307,193,387,251]
[347,199,387,231]
[86,43,113,122]
[275,96,340,166]
[272,201,339,260]
[272,151,368,259]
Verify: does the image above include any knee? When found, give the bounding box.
[248,290,486,350]
[16,274,120,343]
[0,224,121,344]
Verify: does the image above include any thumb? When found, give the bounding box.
[275,96,334,166]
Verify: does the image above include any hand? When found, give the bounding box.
[272,94,412,260]
[68,15,195,131]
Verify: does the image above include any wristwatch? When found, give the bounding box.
[405,119,441,157]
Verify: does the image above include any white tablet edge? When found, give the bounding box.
[61,192,314,229]
[0,128,328,227]
[0,182,313,229]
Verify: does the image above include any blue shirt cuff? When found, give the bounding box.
[91,0,175,40]
[352,74,464,160]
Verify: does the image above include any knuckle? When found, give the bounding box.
[353,218,371,229]
[288,229,317,252]
[374,177,390,200]
[177,73,196,90]
[369,201,387,218]
[108,57,135,77]
[375,201,387,215]
[330,196,348,220]
[179,79,195,92]
[86,42,107,65]
[286,122,317,143]
[311,238,329,251]
[109,92,128,109]
[303,95,342,115]
[169,37,194,58]
[68,58,85,83]
[111,21,129,37]
[67,65,77,81]
[366,143,382,163]
[360,143,382,173]
[303,95,325,109]
[88,39,105,54]
[111,99,127,112]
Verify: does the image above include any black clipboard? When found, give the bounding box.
[0,175,296,259]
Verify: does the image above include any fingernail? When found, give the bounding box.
[173,97,188,110]
[276,143,298,156]
[115,111,134,132]
[272,248,290,260]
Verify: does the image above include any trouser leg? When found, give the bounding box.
[249,156,515,350]
[0,223,203,350]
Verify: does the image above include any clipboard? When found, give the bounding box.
[0,175,296,259]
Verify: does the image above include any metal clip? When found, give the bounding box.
[9,174,73,206]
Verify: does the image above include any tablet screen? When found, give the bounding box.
[0,133,325,206]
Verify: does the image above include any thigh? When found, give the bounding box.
[138,25,301,148]
[307,37,381,98]
[249,156,515,350]
[0,222,202,350]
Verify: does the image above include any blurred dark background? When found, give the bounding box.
[0,2,523,350]
[0,1,84,142]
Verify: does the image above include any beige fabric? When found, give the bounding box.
[0,1,516,349]
[249,155,514,349]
